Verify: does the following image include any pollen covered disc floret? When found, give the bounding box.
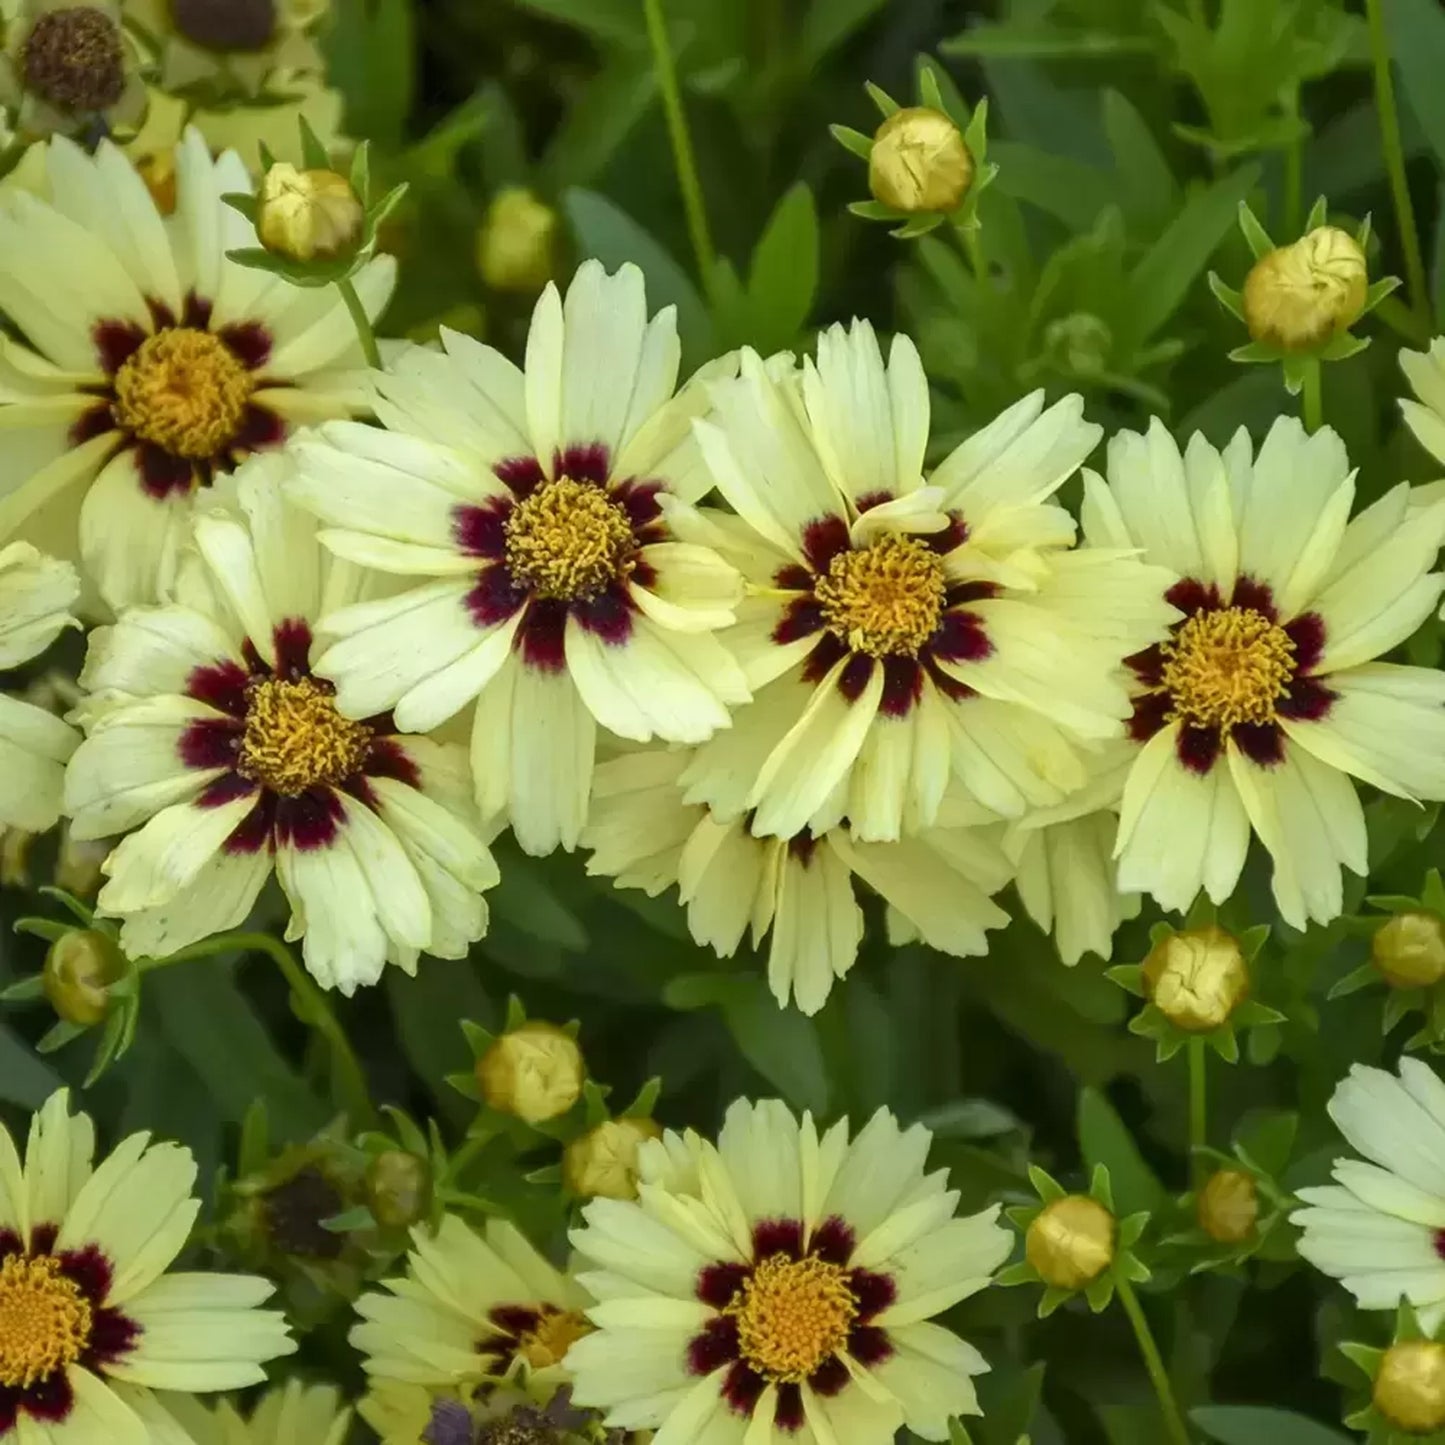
[237,675,374,797]
[112,328,256,460]
[1159,606,1296,730]
[727,1252,858,1383]
[0,1255,93,1389]
[503,476,637,601]
[815,533,947,658]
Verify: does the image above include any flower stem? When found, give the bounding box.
[1187,1038,1207,1184]
[642,0,719,305]
[1283,88,1304,236]
[1116,1276,1193,1445]
[442,1129,493,1188]
[149,930,374,1125]
[1365,0,1432,326]
[1301,358,1323,433]
[338,276,383,370]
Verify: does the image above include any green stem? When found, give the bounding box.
[338,276,383,370]
[642,0,719,304]
[149,931,373,1125]
[443,1130,493,1187]
[1365,0,1432,327]
[1187,1039,1207,1184]
[1283,88,1303,237]
[1301,358,1323,433]
[1116,1277,1193,1445]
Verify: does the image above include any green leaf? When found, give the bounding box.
[387,960,496,1122]
[942,24,1153,58]
[1124,164,1261,344]
[1103,89,1177,229]
[1386,0,1445,168]
[799,0,890,67]
[1077,1086,1167,1216]
[745,184,819,354]
[989,142,1115,231]
[511,0,644,46]
[540,57,657,193]
[326,0,415,150]
[1191,1406,1354,1445]
[721,982,830,1115]
[564,188,713,368]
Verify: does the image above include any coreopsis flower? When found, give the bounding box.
[0,129,394,610]
[1399,338,1445,468]
[0,542,81,832]
[120,0,328,96]
[566,1098,1011,1441]
[1295,1060,1445,1328]
[63,457,497,990]
[0,1088,293,1439]
[160,1381,351,1445]
[1085,415,1445,929]
[351,1214,592,1397]
[0,0,147,141]
[680,320,1176,844]
[286,261,749,856]
[582,746,1012,1014]
[1005,740,1138,966]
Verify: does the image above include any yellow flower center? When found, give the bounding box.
[1159,607,1295,730]
[503,477,636,600]
[0,1255,93,1390]
[238,677,373,797]
[517,1308,593,1370]
[726,1254,857,1383]
[113,329,253,459]
[815,534,946,658]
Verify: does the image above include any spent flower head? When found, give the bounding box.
[1210,196,1400,393]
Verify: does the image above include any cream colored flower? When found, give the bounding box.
[159,1380,350,1445]
[285,261,749,857]
[565,1098,1011,1442]
[680,319,1177,847]
[63,456,497,991]
[583,746,1013,1014]
[351,1214,591,1398]
[0,128,393,610]
[1087,415,1445,929]
[0,1089,293,1444]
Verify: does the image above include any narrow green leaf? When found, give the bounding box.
[326,0,415,150]
[1077,1086,1167,1216]
[1102,89,1177,229]
[1191,1405,1353,1445]
[722,982,830,1115]
[746,184,819,354]
[1386,0,1445,167]
[800,0,890,67]
[511,0,644,46]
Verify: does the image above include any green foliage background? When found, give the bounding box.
[10,1,1445,1442]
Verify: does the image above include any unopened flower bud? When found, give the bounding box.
[1143,925,1249,1032]
[366,1150,429,1229]
[478,187,558,294]
[256,162,363,263]
[1372,911,1445,989]
[1242,226,1368,353]
[1196,1168,1258,1244]
[42,930,122,1027]
[868,106,974,214]
[477,1021,584,1125]
[1025,1194,1115,1290]
[1374,1339,1445,1433]
[563,1117,662,1201]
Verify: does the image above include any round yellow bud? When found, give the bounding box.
[42,930,123,1027]
[868,106,974,214]
[1374,1340,1445,1433]
[1242,225,1368,354]
[1142,926,1249,1032]
[1196,1168,1259,1244]
[476,1021,584,1125]
[365,1150,430,1230]
[1025,1194,1116,1290]
[256,162,364,263]
[563,1117,663,1201]
[1372,911,1445,990]
[478,187,558,294]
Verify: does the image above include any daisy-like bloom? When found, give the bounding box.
[1005,741,1139,966]
[120,0,328,97]
[1086,415,1445,929]
[0,542,83,833]
[351,1214,592,1398]
[1399,337,1445,467]
[0,1088,293,1443]
[285,261,749,857]
[63,456,496,991]
[1295,1060,1445,1330]
[160,1381,351,1445]
[582,745,1012,1014]
[681,320,1177,843]
[566,1098,1012,1442]
[0,128,393,610]
[0,0,147,142]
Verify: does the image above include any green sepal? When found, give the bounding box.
[830,124,874,159]
[1208,271,1244,320]
[1237,201,1274,260]
[865,81,899,117]
[320,1205,377,1234]
[0,975,46,1003]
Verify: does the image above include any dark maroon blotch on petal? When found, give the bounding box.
[136,442,195,500]
[495,455,546,498]
[146,297,177,331]
[93,320,146,375]
[1230,575,1276,619]
[1127,690,1172,744]
[774,564,812,591]
[82,1307,140,1368]
[809,1356,850,1397]
[1284,612,1326,673]
[466,564,529,629]
[454,500,511,560]
[809,1216,854,1266]
[1278,675,1336,723]
[612,478,662,531]
[1176,724,1222,775]
[775,1383,805,1433]
[218,321,272,372]
[223,796,276,856]
[688,1316,741,1375]
[925,513,969,555]
[69,402,116,448]
[1125,644,1164,688]
[489,1304,541,1337]
[0,1385,16,1434]
[182,292,213,330]
[787,832,819,866]
[801,515,850,573]
[20,1371,73,1424]
[556,443,611,485]
[232,404,286,455]
[573,584,634,645]
[517,599,566,672]
[849,1268,897,1322]
[800,632,848,686]
[945,580,999,607]
[697,1262,750,1309]
[773,598,824,647]
[1233,721,1284,767]
[925,657,975,702]
[1165,578,1221,616]
[0,1230,21,1259]
[837,653,874,703]
[854,490,892,513]
[752,1218,804,1261]
[931,609,992,666]
[187,658,251,716]
[363,738,421,790]
[848,1323,893,1366]
[271,618,314,679]
[273,788,343,851]
[721,1359,765,1414]
[879,656,923,718]
[195,772,256,810]
[28,1226,57,1256]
